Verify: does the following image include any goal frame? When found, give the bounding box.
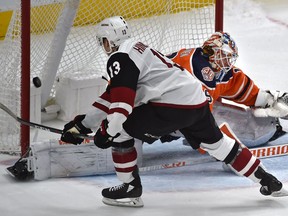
[18,0,224,156]
[21,0,31,156]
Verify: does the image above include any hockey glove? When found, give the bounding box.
[253,90,288,118]
[94,119,119,149]
[61,115,93,144]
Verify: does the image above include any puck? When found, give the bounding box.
[32,77,42,88]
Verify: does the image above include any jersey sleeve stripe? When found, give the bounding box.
[92,102,109,114]
[110,102,133,113]
[109,102,132,117]
[233,76,251,100]
[100,91,111,102]
[109,107,130,117]
[110,86,136,106]
[236,83,254,103]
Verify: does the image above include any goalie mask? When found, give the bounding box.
[96,16,131,55]
[202,32,238,81]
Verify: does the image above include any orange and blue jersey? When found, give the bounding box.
[167,47,260,110]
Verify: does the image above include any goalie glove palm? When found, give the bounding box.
[61,115,92,144]
[253,90,288,118]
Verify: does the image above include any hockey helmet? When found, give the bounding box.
[96,16,131,54]
[202,32,238,79]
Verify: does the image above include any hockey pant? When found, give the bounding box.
[110,103,223,183]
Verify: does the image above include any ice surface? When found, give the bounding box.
[1,0,288,215]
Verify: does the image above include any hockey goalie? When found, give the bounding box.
[162,31,288,148]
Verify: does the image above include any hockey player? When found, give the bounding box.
[164,31,288,147]
[61,17,285,207]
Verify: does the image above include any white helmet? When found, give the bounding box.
[202,32,238,80]
[96,16,131,54]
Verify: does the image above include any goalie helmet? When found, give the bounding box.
[96,16,131,54]
[202,32,238,80]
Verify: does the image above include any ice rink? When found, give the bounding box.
[1,0,288,215]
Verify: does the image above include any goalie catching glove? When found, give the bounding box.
[61,115,93,144]
[94,119,120,149]
[253,90,288,118]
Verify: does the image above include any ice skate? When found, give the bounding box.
[6,158,34,181]
[102,177,143,207]
[254,166,287,196]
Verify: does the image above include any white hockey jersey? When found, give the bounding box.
[83,39,207,136]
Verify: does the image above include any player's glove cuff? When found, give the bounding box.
[61,115,92,144]
[94,119,120,149]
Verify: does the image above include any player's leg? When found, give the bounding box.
[102,103,212,206]
[180,104,284,196]
[101,135,144,207]
[101,104,176,207]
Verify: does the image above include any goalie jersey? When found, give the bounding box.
[167,48,260,110]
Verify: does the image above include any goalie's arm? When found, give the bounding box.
[253,90,288,118]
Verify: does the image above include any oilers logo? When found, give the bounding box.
[201,67,214,81]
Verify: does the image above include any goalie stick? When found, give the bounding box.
[139,156,216,172]
[139,143,288,172]
[0,102,93,140]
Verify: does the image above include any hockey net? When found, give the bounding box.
[0,0,222,154]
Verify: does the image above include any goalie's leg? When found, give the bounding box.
[201,134,283,196]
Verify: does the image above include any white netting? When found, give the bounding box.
[0,0,216,153]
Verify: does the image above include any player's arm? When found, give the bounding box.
[93,52,141,149]
[103,52,139,136]
[222,67,288,118]
[60,86,111,144]
[221,67,259,106]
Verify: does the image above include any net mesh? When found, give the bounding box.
[0,0,216,153]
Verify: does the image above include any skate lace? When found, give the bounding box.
[109,183,126,191]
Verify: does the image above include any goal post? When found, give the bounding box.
[0,0,223,155]
[21,0,31,156]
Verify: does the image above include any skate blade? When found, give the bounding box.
[271,187,288,197]
[102,197,144,207]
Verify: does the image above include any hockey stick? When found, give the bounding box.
[0,102,93,140]
[139,157,216,172]
[139,143,288,172]
[250,143,288,158]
